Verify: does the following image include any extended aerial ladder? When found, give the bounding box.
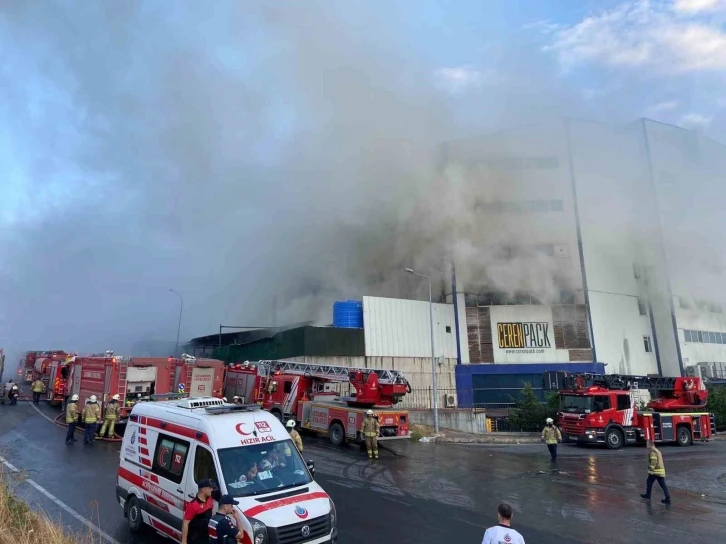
[257,359,412,408]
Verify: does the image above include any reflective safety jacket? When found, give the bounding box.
[31,380,45,393]
[66,401,79,423]
[82,402,101,424]
[648,448,666,477]
[361,416,380,437]
[104,400,121,420]
[289,429,303,452]
[541,425,562,445]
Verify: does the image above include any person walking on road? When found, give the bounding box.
[541,417,562,461]
[641,440,671,504]
[286,420,303,452]
[98,394,121,438]
[82,395,101,444]
[361,409,380,460]
[208,494,245,543]
[482,503,525,544]
[65,394,80,444]
[31,378,46,405]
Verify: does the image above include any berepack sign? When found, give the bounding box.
[497,322,552,351]
[490,306,560,363]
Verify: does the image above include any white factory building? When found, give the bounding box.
[359,118,726,405]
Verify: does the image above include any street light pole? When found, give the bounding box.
[405,268,440,434]
[169,289,183,357]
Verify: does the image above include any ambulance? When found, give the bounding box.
[116,397,338,543]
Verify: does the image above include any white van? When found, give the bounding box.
[116,397,337,543]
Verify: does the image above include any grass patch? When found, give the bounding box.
[410,424,436,441]
[0,464,97,544]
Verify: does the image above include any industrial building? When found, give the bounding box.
[187,117,726,407]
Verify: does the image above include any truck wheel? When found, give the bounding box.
[676,426,692,447]
[606,428,624,450]
[329,422,345,446]
[126,496,143,532]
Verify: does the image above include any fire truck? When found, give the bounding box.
[65,354,225,432]
[20,350,69,384]
[543,371,715,449]
[226,360,412,445]
[35,352,75,406]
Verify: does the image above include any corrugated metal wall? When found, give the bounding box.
[363,296,459,358]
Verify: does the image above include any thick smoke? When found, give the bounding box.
[1,1,721,366]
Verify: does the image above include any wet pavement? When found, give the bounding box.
[1,400,726,543]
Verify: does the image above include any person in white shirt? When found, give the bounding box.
[482,503,525,544]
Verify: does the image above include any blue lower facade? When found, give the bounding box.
[455,362,606,408]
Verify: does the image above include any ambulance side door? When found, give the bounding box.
[184,442,221,503]
[150,432,191,532]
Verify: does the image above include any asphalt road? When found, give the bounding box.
[1,400,726,544]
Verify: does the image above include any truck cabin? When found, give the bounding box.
[560,389,632,415]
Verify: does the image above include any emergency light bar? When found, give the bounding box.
[204,403,261,415]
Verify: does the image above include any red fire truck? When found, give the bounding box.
[225,360,412,445]
[20,350,69,384]
[65,354,225,431]
[544,371,714,449]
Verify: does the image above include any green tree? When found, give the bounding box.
[508,382,557,431]
[707,385,726,432]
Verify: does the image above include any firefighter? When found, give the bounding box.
[65,394,80,444]
[82,395,101,444]
[541,417,562,461]
[641,440,671,504]
[99,394,121,438]
[361,409,380,459]
[31,378,46,405]
[286,420,303,453]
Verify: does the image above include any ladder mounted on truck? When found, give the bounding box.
[257,360,410,386]
[544,371,706,395]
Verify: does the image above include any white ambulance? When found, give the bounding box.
[116,397,338,543]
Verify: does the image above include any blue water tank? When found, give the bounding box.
[333,300,363,328]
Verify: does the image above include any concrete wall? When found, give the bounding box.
[408,409,487,434]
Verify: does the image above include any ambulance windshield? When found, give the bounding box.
[218,440,312,497]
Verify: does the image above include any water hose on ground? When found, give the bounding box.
[53,412,124,442]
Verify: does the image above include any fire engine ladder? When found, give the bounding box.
[558,372,681,391]
[257,360,409,385]
[117,361,128,398]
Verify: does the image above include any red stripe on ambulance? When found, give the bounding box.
[243,491,329,518]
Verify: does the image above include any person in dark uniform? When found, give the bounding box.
[208,495,245,543]
[182,479,221,544]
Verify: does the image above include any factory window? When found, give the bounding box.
[536,244,555,257]
[697,331,704,343]
[643,336,653,353]
[445,326,452,333]
[684,330,692,342]
[709,332,717,343]
[637,299,647,316]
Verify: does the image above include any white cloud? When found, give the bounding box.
[543,0,726,74]
[433,66,489,94]
[679,112,713,128]
[646,100,680,116]
[673,0,726,13]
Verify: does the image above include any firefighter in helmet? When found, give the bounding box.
[361,409,380,459]
[31,377,46,405]
[82,395,101,444]
[286,420,303,453]
[65,394,80,444]
[99,394,121,439]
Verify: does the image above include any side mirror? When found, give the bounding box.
[306,460,315,477]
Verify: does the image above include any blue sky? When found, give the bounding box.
[0,0,725,358]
